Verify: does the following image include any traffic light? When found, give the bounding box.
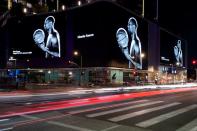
[133,70,138,76]
[192,60,197,65]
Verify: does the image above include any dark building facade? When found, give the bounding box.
[0,1,187,85]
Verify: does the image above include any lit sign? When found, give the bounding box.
[13,50,32,55]
[77,33,94,39]
[160,29,185,67]
[161,56,170,61]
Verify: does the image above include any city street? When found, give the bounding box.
[1,86,197,131]
[1,0,197,131]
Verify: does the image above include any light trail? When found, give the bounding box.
[0,87,197,119]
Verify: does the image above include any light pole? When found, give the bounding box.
[9,56,17,86]
[142,0,144,18]
[141,53,145,65]
[57,0,59,11]
[73,51,83,86]
[73,51,82,68]
[48,70,51,83]
[140,53,145,83]
[170,64,176,84]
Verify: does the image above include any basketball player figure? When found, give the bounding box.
[33,16,61,58]
[44,16,61,58]
[127,17,142,69]
[116,28,136,68]
[174,40,183,66]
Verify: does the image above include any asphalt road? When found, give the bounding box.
[1,88,197,131]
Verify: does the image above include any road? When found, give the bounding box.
[1,87,197,131]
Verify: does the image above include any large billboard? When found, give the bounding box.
[160,29,186,67]
[7,11,67,68]
[71,1,148,69]
[6,1,148,69]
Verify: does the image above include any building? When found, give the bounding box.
[0,1,187,87]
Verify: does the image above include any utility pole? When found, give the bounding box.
[56,0,59,11]
[156,0,159,21]
[142,0,144,18]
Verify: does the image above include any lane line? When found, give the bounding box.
[109,102,181,122]
[0,114,70,128]
[87,101,164,118]
[100,125,120,131]
[190,126,197,131]
[47,121,96,131]
[176,117,197,131]
[0,127,13,131]
[22,114,96,131]
[136,104,197,128]
[0,119,9,122]
[69,99,149,114]
[25,102,32,105]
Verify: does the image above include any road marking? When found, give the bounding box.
[136,104,197,128]
[100,125,120,131]
[190,126,197,131]
[176,117,197,131]
[0,127,13,131]
[87,101,164,118]
[0,119,9,122]
[25,102,32,105]
[22,114,95,131]
[109,102,181,122]
[48,121,96,131]
[69,100,149,114]
[20,114,37,119]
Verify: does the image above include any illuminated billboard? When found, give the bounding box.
[116,17,143,69]
[33,16,61,58]
[160,29,186,67]
[71,1,148,69]
[6,1,148,69]
[7,11,67,67]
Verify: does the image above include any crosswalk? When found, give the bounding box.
[87,101,164,118]
[108,102,181,122]
[135,104,197,128]
[176,118,197,131]
[68,99,197,131]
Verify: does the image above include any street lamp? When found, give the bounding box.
[73,51,83,86]
[73,51,78,56]
[61,5,66,10]
[23,7,28,14]
[48,70,51,83]
[73,51,82,68]
[141,52,145,69]
[78,1,82,6]
[141,53,145,58]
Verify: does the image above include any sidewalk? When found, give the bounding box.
[0,83,197,97]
